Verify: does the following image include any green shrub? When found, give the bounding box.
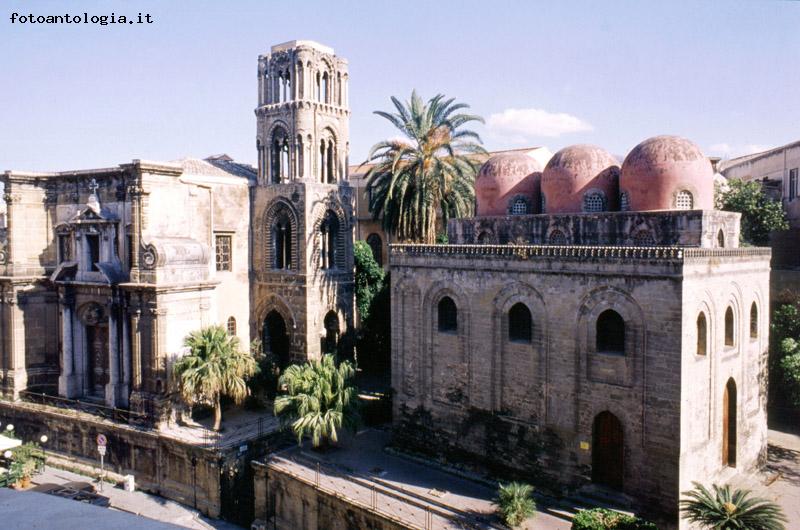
[680,482,786,530]
[571,508,658,530]
[496,482,536,527]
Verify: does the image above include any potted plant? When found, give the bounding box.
[8,443,42,489]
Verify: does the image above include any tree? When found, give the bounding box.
[716,179,788,246]
[680,482,786,530]
[364,90,486,243]
[354,240,385,322]
[495,482,536,528]
[354,240,391,372]
[173,325,257,431]
[771,302,800,410]
[274,354,359,448]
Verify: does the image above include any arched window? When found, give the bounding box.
[696,312,707,355]
[619,191,630,211]
[437,297,457,332]
[315,71,321,101]
[296,135,304,178]
[320,210,339,270]
[321,72,329,103]
[336,72,342,105]
[717,230,725,248]
[723,378,737,467]
[548,229,567,245]
[750,302,758,338]
[323,311,339,354]
[366,233,383,267]
[596,310,625,354]
[508,303,532,342]
[271,127,290,183]
[724,306,735,347]
[632,229,656,246]
[676,190,694,210]
[326,140,335,183]
[583,191,606,213]
[272,214,292,270]
[510,197,528,215]
[226,316,237,336]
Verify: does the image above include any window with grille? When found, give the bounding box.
[215,234,232,271]
[675,190,694,210]
[548,230,567,245]
[583,192,605,213]
[619,191,630,211]
[226,316,237,336]
[511,197,528,215]
[632,229,656,246]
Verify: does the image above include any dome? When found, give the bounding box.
[475,152,542,216]
[540,145,619,213]
[620,135,714,211]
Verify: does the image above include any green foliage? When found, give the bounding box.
[771,302,800,409]
[7,443,43,483]
[274,354,359,448]
[716,179,788,246]
[246,339,280,404]
[435,233,449,244]
[495,482,536,527]
[680,482,786,530]
[354,240,385,322]
[571,508,658,530]
[364,90,486,243]
[173,325,258,430]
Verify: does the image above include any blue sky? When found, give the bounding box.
[1,0,798,171]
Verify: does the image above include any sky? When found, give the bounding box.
[1,0,799,172]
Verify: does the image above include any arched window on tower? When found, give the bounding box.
[724,306,735,347]
[272,213,292,270]
[750,302,758,339]
[315,71,321,101]
[320,210,339,270]
[596,310,625,354]
[337,72,342,105]
[676,190,694,210]
[696,312,707,355]
[366,233,383,267]
[508,303,532,342]
[271,128,290,183]
[226,316,237,336]
[296,135,304,178]
[327,140,335,183]
[437,297,457,333]
[322,72,329,103]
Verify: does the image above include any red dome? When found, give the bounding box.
[620,135,714,211]
[541,145,619,213]
[475,152,542,216]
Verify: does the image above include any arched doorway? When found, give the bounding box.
[262,311,290,369]
[86,323,108,397]
[322,311,340,356]
[592,411,624,489]
[723,378,737,467]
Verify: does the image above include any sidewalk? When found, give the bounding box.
[32,466,243,530]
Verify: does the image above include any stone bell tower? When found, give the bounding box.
[250,40,355,366]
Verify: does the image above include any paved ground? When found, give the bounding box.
[30,467,243,530]
[763,430,800,525]
[0,488,181,530]
[267,428,570,529]
[158,407,280,449]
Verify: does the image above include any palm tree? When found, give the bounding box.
[495,482,536,528]
[273,354,359,448]
[680,482,787,530]
[364,91,486,243]
[173,325,257,431]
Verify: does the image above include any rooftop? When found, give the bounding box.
[270,40,334,55]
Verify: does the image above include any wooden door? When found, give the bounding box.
[723,379,737,467]
[592,411,624,489]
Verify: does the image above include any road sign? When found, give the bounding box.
[96,434,107,446]
[98,445,107,456]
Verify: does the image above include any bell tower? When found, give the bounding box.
[251,41,355,365]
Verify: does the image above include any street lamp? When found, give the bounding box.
[39,435,48,472]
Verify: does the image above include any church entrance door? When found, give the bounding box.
[592,411,624,489]
[86,324,109,397]
[263,311,290,369]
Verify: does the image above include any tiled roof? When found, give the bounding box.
[169,157,257,180]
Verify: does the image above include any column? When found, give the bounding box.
[105,301,120,408]
[120,309,131,407]
[7,289,27,399]
[58,290,77,398]
[131,309,142,391]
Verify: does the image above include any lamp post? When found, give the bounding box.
[39,435,48,472]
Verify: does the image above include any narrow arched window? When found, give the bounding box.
[697,312,707,355]
[272,215,292,270]
[438,297,457,332]
[508,303,532,342]
[676,190,694,210]
[511,197,528,215]
[271,128,290,183]
[724,306,735,347]
[296,135,304,178]
[749,303,758,339]
[320,210,339,270]
[226,316,237,336]
[366,233,383,267]
[597,310,625,354]
[717,230,725,248]
[723,378,737,467]
[322,72,329,103]
[326,140,335,183]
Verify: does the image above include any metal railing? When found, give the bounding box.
[16,391,152,426]
[267,453,497,530]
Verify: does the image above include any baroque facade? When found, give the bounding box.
[0,40,356,415]
[391,139,771,527]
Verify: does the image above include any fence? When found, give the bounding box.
[17,391,153,426]
[268,453,496,530]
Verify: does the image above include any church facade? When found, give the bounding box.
[391,139,771,525]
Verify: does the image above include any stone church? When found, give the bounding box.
[0,40,355,418]
[391,139,771,524]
